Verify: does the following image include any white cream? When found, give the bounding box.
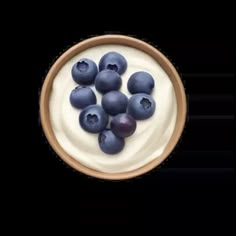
[49,45,177,173]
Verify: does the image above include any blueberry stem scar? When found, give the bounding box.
[140,98,151,110]
[77,61,88,71]
[86,114,98,124]
[107,64,118,72]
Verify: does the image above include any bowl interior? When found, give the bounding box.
[40,35,186,180]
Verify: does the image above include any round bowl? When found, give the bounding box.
[40,35,186,180]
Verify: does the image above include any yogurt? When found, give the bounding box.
[49,45,177,173]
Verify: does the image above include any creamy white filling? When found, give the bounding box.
[49,45,177,173]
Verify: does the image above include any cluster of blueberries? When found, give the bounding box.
[69,51,156,154]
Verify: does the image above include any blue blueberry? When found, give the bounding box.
[98,129,125,154]
[72,58,98,85]
[111,113,136,138]
[99,52,127,75]
[70,86,97,109]
[128,71,155,94]
[101,91,128,116]
[128,94,156,120]
[95,69,121,94]
[79,105,108,133]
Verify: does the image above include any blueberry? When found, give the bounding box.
[111,114,136,138]
[128,94,156,120]
[72,58,98,85]
[98,129,125,154]
[79,105,108,133]
[101,91,128,116]
[128,71,155,94]
[99,52,127,75]
[95,69,122,94]
[70,86,97,109]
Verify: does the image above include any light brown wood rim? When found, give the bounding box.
[40,35,187,180]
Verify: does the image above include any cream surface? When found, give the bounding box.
[49,45,177,173]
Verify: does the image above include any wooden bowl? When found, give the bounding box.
[40,35,186,180]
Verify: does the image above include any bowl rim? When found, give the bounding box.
[40,34,187,180]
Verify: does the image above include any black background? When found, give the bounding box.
[26,14,234,228]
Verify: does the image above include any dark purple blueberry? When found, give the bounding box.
[128,94,156,120]
[70,86,97,109]
[72,58,98,85]
[95,69,121,94]
[79,105,108,133]
[111,113,136,138]
[98,129,125,154]
[99,51,127,75]
[128,71,155,94]
[101,91,128,116]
